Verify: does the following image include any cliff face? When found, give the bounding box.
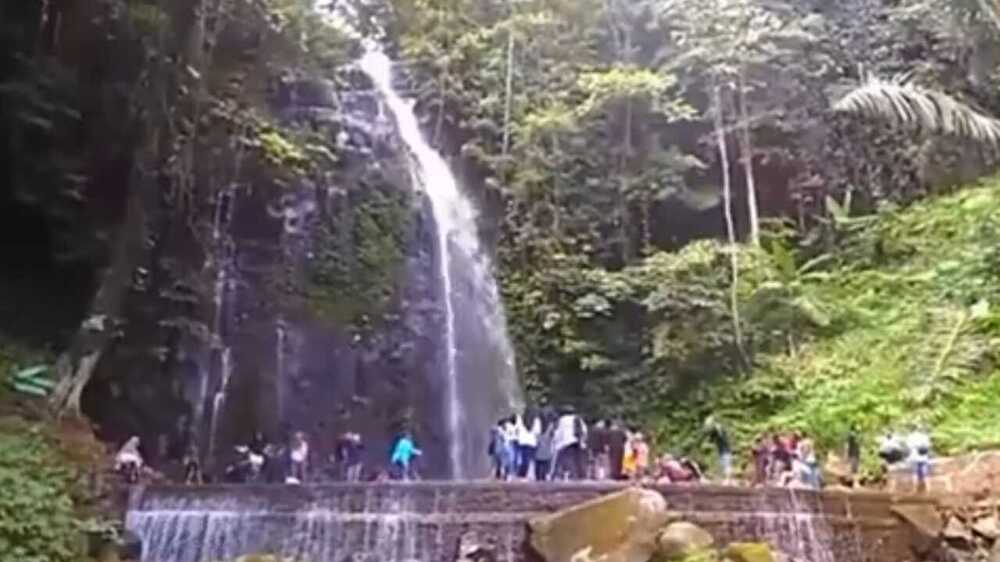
[80,75,460,477]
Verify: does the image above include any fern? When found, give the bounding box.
[906,306,992,406]
[833,75,1000,145]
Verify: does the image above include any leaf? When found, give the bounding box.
[834,74,1000,145]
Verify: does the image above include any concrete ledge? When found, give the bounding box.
[126,482,940,562]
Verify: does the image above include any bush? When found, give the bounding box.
[0,418,82,562]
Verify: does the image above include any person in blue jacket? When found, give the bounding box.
[390,431,422,481]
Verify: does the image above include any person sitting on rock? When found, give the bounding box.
[658,454,695,484]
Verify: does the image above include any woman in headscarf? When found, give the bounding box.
[115,436,144,483]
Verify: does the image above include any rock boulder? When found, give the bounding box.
[722,543,776,562]
[529,488,668,562]
[656,522,715,561]
[891,503,944,555]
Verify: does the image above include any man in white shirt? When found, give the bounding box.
[907,426,932,492]
[514,412,541,479]
[288,431,309,484]
[552,406,587,480]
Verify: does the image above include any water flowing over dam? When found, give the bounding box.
[126,483,934,562]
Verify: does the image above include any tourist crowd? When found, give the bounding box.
[486,408,709,484]
[483,412,935,492]
[111,414,934,491]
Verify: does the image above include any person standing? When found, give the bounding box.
[515,411,541,479]
[797,437,820,489]
[632,432,650,481]
[907,425,932,492]
[622,431,638,480]
[489,419,505,479]
[587,420,611,480]
[606,420,628,480]
[846,425,861,488]
[552,406,587,480]
[335,431,364,482]
[390,431,422,481]
[534,420,555,481]
[288,431,309,484]
[499,417,518,480]
[704,417,733,484]
[183,443,203,485]
[751,436,770,487]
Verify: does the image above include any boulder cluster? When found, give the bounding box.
[528,488,777,562]
[895,498,1000,562]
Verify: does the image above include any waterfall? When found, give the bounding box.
[126,485,529,562]
[207,348,232,459]
[358,50,520,478]
[206,182,236,459]
[126,484,879,562]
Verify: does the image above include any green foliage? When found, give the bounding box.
[303,175,413,328]
[0,417,83,562]
[254,128,311,173]
[505,176,1000,475]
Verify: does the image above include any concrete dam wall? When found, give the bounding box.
[126,482,935,562]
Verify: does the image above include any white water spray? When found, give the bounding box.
[359,49,519,477]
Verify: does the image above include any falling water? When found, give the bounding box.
[359,49,520,478]
[207,347,232,458]
[275,317,287,420]
[126,485,531,562]
[205,182,236,459]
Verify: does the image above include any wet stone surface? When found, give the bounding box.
[126,483,936,562]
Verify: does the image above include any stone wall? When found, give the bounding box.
[126,483,937,562]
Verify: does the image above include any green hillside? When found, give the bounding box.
[689,180,1000,470]
[506,178,1000,473]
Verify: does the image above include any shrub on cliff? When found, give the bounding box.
[0,417,81,562]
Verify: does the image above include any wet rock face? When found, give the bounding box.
[85,80,454,478]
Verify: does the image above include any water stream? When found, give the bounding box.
[359,49,520,478]
[206,181,237,459]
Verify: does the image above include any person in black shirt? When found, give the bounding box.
[846,425,861,487]
[335,432,364,482]
[704,417,732,484]
[606,420,628,480]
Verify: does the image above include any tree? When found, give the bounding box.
[834,75,1000,146]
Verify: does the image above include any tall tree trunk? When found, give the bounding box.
[738,75,760,246]
[502,18,515,155]
[51,178,148,416]
[713,85,748,369]
[619,97,634,262]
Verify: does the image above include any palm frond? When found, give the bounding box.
[834,75,1000,146]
